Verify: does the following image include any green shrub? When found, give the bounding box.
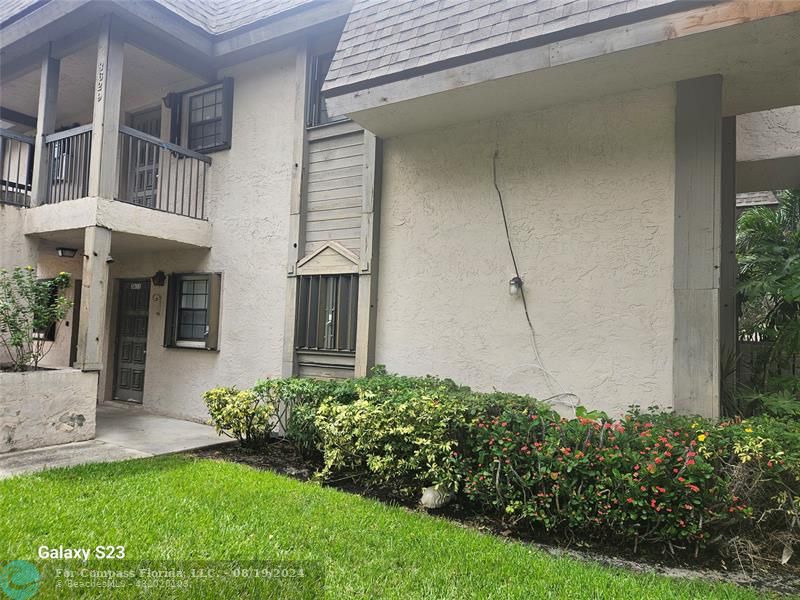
[205,371,800,560]
[312,377,550,496]
[461,408,735,547]
[0,267,72,370]
[203,386,278,448]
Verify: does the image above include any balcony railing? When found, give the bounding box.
[118,126,211,220]
[44,124,92,205]
[0,129,35,207]
[36,124,211,220]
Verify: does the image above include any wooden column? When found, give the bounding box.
[354,131,382,377]
[87,15,125,199]
[673,75,725,419]
[29,47,60,207]
[282,44,310,377]
[75,226,112,372]
[720,116,737,404]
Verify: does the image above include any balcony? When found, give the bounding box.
[0,129,34,207]
[2,125,213,249]
[2,125,212,218]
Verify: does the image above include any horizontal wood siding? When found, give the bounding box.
[296,350,355,380]
[304,125,365,257]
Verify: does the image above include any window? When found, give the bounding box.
[295,274,358,352]
[184,78,234,153]
[164,273,222,349]
[307,52,346,127]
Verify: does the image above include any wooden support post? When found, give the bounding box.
[720,116,737,404]
[354,131,382,377]
[282,43,310,377]
[29,47,60,207]
[76,226,112,372]
[87,15,125,200]
[673,75,725,419]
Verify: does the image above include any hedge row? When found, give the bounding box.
[203,370,800,559]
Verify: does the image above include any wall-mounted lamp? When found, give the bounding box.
[56,247,78,258]
[151,271,166,287]
[509,276,523,296]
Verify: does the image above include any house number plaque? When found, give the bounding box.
[96,61,105,103]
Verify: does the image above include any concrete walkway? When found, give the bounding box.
[0,404,227,478]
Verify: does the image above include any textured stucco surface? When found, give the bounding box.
[737,106,800,162]
[0,205,36,269]
[375,85,676,416]
[0,369,97,452]
[17,50,296,422]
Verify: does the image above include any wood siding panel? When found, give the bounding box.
[303,125,366,258]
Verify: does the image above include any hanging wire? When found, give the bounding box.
[492,149,580,413]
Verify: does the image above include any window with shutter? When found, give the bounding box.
[164,273,222,350]
[181,78,234,153]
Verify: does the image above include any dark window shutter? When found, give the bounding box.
[219,78,234,151]
[166,93,182,145]
[205,273,222,350]
[163,275,177,347]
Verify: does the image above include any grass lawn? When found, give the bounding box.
[0,455,769,599]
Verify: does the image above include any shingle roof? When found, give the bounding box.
[0,0,44,27]
[324,0,688,94]
[0,0,319,34]
[156,0,318,35]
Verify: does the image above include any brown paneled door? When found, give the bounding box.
[114,280,150,403]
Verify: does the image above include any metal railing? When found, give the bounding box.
[0,129,35,207]
[119,126,211,220]
[44,124,92,205]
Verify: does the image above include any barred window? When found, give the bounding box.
[295,274,358,352]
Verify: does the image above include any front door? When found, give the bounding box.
[130,108,161,208]
[114,280,150,403]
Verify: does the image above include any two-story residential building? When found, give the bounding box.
[0,0,375,423]
[1,0,799,424]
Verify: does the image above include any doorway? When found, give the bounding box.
[113,279,150,403]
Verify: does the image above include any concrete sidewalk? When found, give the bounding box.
[0,403,228,478]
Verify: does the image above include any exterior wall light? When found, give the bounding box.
[509,276,523,296]
[56,247,77,258]
[151,271,166,287]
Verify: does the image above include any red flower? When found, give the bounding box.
[626,498,634,504]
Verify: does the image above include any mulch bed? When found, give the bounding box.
[190,441,800,596]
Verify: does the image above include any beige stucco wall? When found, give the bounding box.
[0,368,97,452]
[93,50,296,421]
[375,85,676,416]
[6,50,295,422]
[0,204,36,269]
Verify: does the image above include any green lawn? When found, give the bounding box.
[0,456,768,599]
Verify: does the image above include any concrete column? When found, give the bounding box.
[76,226,112,372]
[673,75,732,419]
[87,15,125,199]
[29,47,60,207]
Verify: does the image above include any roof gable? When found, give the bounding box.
[296,241,360,275]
